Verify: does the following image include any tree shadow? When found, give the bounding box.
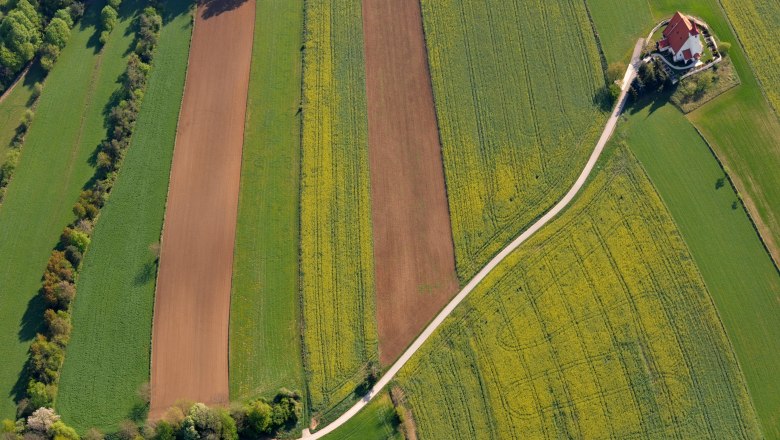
[199,0,249,19]
[626,85,674,118]
[159,0,195,24]
[18,290,45,343]
[10,358,32,412]
[134,260,157,286]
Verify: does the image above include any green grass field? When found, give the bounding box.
[300,0,378,419]
[619,103,780,439]
[420,0,607,282]
[228,0,306,403]
[322,392,402,440]
[55,1,193,432]
[397,147,761,439]
[0,65,44,166]
[0,0,143,419]
[585,0,653,63]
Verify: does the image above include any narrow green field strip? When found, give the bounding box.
[0,65,44,166]
[228,0,305,403]
[322,392,402,440]
[585,0,653,63]
[397,146,761,439]
[622,104,780,439]
[301,0,378,420]
[56,1,193,432]
[0,0,125,419]
[420,0,607,282]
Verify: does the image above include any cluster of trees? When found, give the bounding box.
[629,60,672,100]
[0,0,81,89]
[99,0,121,45]
[146,392,302,440]
[0,107,36,203]
[17,5,162,419]
[1,407,79,440]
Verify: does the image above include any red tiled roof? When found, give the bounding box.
[663,11,697,53]
[658,39,669,49]
[683,49,692,60]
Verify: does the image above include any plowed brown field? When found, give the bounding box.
[362,0,459,364]
[149,0,255,418]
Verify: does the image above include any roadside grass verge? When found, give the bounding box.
[619,103,780,439]
[55,1,193,432]
[397,146,761,439]
[300,0,378,420]
[229,0,306,403]
[321,392,402,440]
[0,65,44,165]
[0,0,136,419]
[420,0,607,282]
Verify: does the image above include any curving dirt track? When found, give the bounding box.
[362,0,459,365]
[149,0,255,418]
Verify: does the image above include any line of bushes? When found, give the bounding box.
[13,5,163,422]
[0,1,82,205]
[98,0,120,46]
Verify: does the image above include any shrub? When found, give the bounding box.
[100,6,117,33]
[42,281,75,310]
[43,309,72,345]
[54,8,74,28]
[244,400,272,435]
[49,421,78,440]
[61,227,90,253]
[25,407,58,433]
[28,335,64,383]
[108,0,122,9]
[25,382,55,410]
[30,82,42,100]
[43,17,70,49]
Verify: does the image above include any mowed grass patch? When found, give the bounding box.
[321,392,402,440]
[56,1,193,432]
[0,65,44,165]
[420,0,607,282]
[719,0,780,116]
[301,0,378,419]
[620,103,780,439]
[585,0,653,63]
[397,147,762,439]
[229,0,305,403]
[0,0,139,419]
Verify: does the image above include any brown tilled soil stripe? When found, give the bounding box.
[362,0,459,364]
[149,0,255,418]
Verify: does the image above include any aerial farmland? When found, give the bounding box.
[0,0,778,439]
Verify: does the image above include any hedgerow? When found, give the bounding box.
[14,5,162,419]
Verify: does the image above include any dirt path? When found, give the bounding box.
[149,0,255,418]
[301,41,644,440]
[362,0,459,365]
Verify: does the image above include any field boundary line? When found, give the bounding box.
[300,39,644,440]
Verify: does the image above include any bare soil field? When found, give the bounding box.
[149,0,255,418]
[362,0,459,364]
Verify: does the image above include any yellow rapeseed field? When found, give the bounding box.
[397,147,761,439]
[300,0,379,418]
[420,0,607,281]
[720,0,780,115]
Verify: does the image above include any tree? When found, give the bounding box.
[100,5,117,33]
[28,335,64,383]
[49,421,78,440]
[44,309,72,345]
[151,421,173,440]
[25,407,58,433]
[244,400,272,434]
[43,17,70,49]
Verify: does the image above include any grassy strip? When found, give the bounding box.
[585,0,653,63]
[228,0,305,403]
[321,392,402,440]
[0,0,134,419]
[0,65,43,165]
[55,1,193,432]
[300,0,378,418]
[397,146,761,438]
[620,103,780,439]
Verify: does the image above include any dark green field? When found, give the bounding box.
[55,1,193,431]
[0,0,144,419]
